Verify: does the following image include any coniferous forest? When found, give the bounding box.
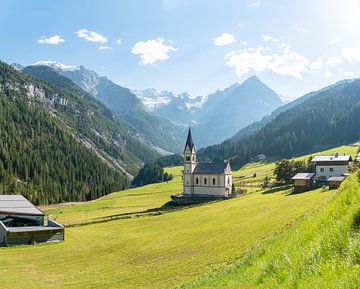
[0,61,160,204]
[199,79,360,168]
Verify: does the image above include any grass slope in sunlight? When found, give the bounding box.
[185,175,360,289]
[0,185,335,288]
[43,145,357,226]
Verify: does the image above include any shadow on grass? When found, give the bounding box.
[94,201,198,221]
[261,185,292,195]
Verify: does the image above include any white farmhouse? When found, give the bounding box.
[172,128,232,204]
[311,153,352,180]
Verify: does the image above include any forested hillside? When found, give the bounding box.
[199,79,360,167]
[0,61,159,204]
[34,63,186,153]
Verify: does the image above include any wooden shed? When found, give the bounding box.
[327,176,346,190]
[291,173,315,193]
[0,195,64,246]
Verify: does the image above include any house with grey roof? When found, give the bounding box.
[0,195,64,246]
[311,153,352,180]
[172,128,232,204]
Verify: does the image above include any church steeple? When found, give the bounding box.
[184,127,195,153]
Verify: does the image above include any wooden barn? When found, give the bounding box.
[291,173,315,193]
[0,195,64,246]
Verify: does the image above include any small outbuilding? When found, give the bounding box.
[291,173,315,193]
[0,195,64,247]
[327,176,347,189]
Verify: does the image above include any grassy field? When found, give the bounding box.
[42,145,358,226]
[184,174,360,289]
[0,144,357,288]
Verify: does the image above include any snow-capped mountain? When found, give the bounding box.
[30,61,283,149]
[131,88,206,112]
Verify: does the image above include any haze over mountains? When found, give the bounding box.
[29,61,284,149]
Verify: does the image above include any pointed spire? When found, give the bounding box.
[184,127,195,153]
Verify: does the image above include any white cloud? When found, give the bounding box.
[310,58,322,70]
[344,71,359,78]
[238,23,247,28]
[225,43,309,79]
[99,45,112,50]
[116,39,122,45]
[330,36,342,45]
[328,57,342,65]
[342,47,360,62]
[327,56,343,65]
[262,35,279,43]
[225,46,272,76]
[248,0,261,7]
[268,51,309,79]
[214,33,236,46]
[131,38,176,65]
[75,28,107,44]
[324,71,333,78]
[38,35,64,45]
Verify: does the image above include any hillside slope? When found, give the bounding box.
[0,61,159,204]
[199,78,360,167]
[185,173,360,289]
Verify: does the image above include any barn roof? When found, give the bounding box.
[0,195,44,216]
[311,154,352,162]
[327,176,346,182]
[292,173,315,180]
[193,161,230,174]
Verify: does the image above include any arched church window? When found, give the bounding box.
[186,156,190,161]
[196,178,199,184]
[213,178,216,185]
[204,178,207,185]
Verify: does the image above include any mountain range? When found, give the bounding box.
[198,77,360,167]
[29,61,284,149]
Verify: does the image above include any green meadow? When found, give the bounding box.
[0,145,358,288]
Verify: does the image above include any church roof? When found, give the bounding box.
[193,161,230,174]
[184,127,195,152]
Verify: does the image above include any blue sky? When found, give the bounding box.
[1,0,360,100]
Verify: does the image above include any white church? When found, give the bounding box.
[172,128,233,204]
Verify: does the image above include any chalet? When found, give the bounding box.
[172,128,232,205]
[0,195,64,246]
[291,173,315,193]
[311,153,352,180]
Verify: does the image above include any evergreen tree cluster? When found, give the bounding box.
[199,79,360,168]
[132,163,172,187]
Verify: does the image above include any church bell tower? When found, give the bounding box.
[183,127,197,195]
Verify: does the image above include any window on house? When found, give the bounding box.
[329,168,334,172]
[196,178,199,185]
[204,178,207,185]
[320,168,324,172]
[213,178,216,185]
